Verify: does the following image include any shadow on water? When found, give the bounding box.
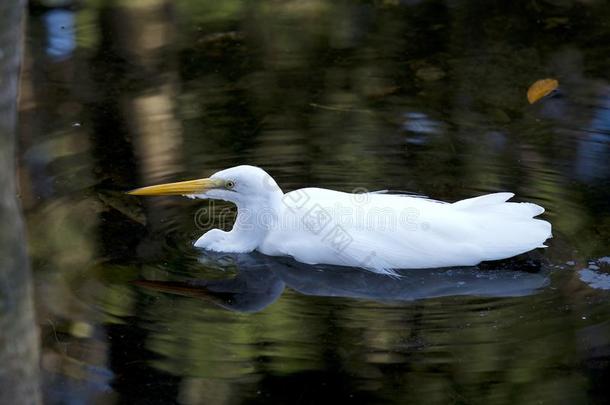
[135,252,550,313]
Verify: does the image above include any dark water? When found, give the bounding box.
[18,1,610,404]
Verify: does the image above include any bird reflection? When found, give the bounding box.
[136,255,284,313]
[135,252,549,313]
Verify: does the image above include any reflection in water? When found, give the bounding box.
[137,252,549,313]
[0,0,41,403]
[575,92,610,182]
[402,111,445,145]
[579,257,610,290]
[42,8,76,61]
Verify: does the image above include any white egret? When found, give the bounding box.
[129,165,552,275]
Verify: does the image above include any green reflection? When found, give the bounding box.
[19,0,610,404]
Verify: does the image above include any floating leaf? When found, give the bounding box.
[527,78,558,104]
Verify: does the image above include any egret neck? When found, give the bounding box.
[223,187,284,252]
[128,165,285,253]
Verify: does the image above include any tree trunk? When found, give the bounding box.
[0,1,42,403]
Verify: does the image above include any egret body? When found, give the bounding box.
[129,165,552,275]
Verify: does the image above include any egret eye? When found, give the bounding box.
[225,180,235,189]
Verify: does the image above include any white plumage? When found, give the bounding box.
[129,165,552,275]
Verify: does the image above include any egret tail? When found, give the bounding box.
[451,192,552,260]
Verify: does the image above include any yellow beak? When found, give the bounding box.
[127,178,224,196]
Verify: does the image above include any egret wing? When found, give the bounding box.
[259,188,551,274]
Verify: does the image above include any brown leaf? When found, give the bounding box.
[527,78,559,104]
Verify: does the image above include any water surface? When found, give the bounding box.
[19,1,610,404]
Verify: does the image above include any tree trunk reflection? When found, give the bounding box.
[0,1,41,404]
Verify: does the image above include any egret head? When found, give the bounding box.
[128,165,283,206]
